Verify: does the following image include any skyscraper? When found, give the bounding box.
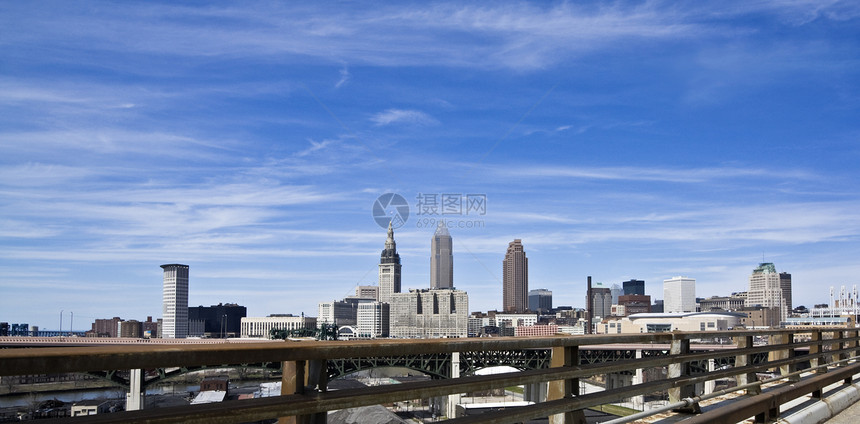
[430,223,453,289]
[161,264,189,339]
[780,272,792,311]
[663,276,696,313]
[378,221,402,303]
[746,263,788,322]
[503,239,528,313]
[590,286,613,318]
[623,279,646,296]
[528,288,553,313]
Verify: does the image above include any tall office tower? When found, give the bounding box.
[589,283,613,319]
[586,276,593,334]
[746,263,788,322]
[528,289,553,313]
[378,221,402,303]
[610,284,623,305]
[780,272,792,311]
[430,223,453,289]
[503,239,528,313]
[663,276,696,313]
[623,279,646,296]
[161,264,189,339]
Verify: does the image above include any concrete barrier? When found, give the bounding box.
[781,382,860,424]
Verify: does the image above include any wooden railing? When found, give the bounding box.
[1,328,859,423]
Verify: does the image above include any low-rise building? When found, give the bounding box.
[699,294,747,312]
[782,316,853,329]
[595,312,744,334]
[618,294,652,315]
[514,324,558,337]
[71,400,110,417]
[240,315,317,338]
[493,313,538,328]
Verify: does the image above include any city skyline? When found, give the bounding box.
[2,2,859,329]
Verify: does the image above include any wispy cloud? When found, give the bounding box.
[0,2,728,71]
[295,138,335,157]
[370,109,439,126]
[335,67,351,88]
[492,164,815,183]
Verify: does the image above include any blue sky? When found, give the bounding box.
[2,1,859,331]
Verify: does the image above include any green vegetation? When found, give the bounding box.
[588,404,638,417]
[505,385,524,394]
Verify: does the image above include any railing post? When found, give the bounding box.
[839,329,853,365]
[848,329,859,362]
[736,335,761,395]
[279,360,326,424]
[548,345,585,424]
[830,330,841,366]
[777,332,799,382]
[668,336,700,413]
[280,360,305,424]
[810,330,825,373]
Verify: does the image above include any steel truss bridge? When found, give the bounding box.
[3,339,773,389]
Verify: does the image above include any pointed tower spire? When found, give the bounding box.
[385,220,396,250]
[379,219,401,303]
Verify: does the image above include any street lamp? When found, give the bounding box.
[59,310,63,336]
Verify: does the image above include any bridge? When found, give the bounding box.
[1,328,859,423]
[0,336,767,387]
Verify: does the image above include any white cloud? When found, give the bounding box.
[493,164,811,183]
[370,109,439,126]
[0,2,725,71]
[335,67,350,88]
[295,138,335,157]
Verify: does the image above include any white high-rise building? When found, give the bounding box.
[663,276,696,313]
[357,302,389,338]
[431,223,453,289]
[746,263,788,323]
[161,264,189,339]
[378,222,402,303]
[390,289,468,338]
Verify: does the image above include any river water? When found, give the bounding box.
[0,384,202,408]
